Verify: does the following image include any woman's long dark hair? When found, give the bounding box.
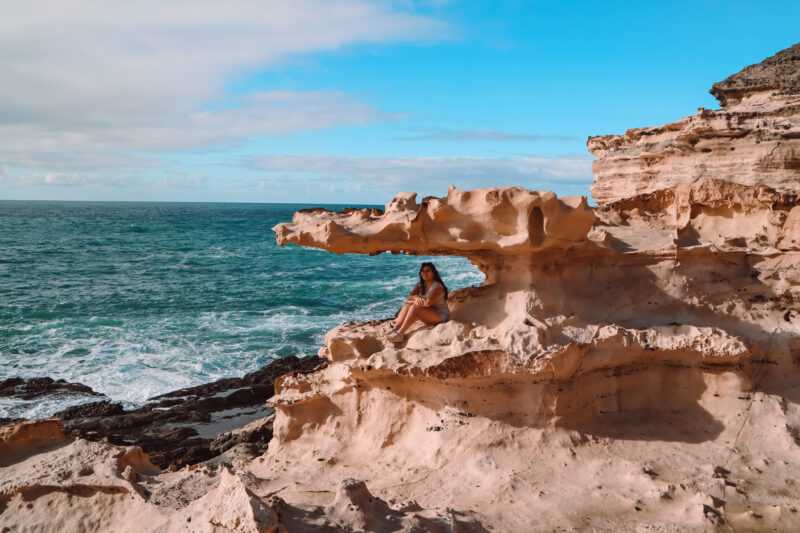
[412,262,448,300]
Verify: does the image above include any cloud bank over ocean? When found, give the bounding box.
[3,1,797,203]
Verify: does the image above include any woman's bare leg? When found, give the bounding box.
[393,303,412,329]
[397,304,442,334]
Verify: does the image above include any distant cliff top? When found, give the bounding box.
[711,42,800,106]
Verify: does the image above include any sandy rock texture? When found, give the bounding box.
[264,44,800,532]
[588,43,800,205]
[2,44,800,532]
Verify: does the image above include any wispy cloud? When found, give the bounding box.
[9,173,105,187]
[397,128,580,142]
[0,1,444,184]
[1,91,384,172]
[246,153,593,198]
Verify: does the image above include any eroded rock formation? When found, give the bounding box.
[2,44,800,532]
[589,43,800,205]
[263,44,800,532]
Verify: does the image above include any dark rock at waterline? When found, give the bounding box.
[54,400,125,419]
[210,413,275,456]
[148,356,323,401]
[70,355,325,468]
[0,377,99,400]
[4,355,326,470]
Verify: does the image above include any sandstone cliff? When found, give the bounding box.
[589,43,800,205]
[2,44,800,533]
[264,43,800,532]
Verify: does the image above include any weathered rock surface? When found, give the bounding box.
[0,376,99,401]
[275,189,595,255]
[588,42,800,205]
[711,43,800,105]
[260,44,800,532]
[2,355,324,470]
[3,44,800,532]
[0,419,69,467]
[1,423,165,532]
[0,422,483,532]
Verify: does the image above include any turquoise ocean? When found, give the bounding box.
[0,201,481,419]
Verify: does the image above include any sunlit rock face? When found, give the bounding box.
[265,44,800,532]
[274,186,597,286]
[588,43,800,206]
[3,45,800,533]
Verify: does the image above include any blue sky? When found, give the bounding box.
[1,0,798,204]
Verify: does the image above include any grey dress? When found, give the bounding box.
[424,281,449,321]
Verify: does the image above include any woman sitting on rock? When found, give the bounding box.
[387,261,450,342]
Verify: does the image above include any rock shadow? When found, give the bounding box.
[361,361,725,443]
[266,479,489,532]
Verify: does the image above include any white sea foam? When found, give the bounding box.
[1,207,484,420]
[0,395,106,420]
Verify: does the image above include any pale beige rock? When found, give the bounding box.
[3,44,800,533]
[0,419,68,466]
[260,44,800,532]
[261,176,800,531]
[588,43,800,205]
[274,186,596,284]
[588,97,800,205]
[0,436,159,532]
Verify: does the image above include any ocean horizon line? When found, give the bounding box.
[0,198,383,207]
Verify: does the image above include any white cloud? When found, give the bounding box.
[12,173,89,187]
[397,128,579,142]
[0,91,383,171]
[0,1,443,182]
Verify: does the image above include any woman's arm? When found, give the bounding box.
[405,283,422,305]
[420,284,444,307]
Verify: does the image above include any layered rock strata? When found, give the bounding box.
[2,44,800,532]
[262,45,800,532]
[589,43,800,205]
[263,184,800,531]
